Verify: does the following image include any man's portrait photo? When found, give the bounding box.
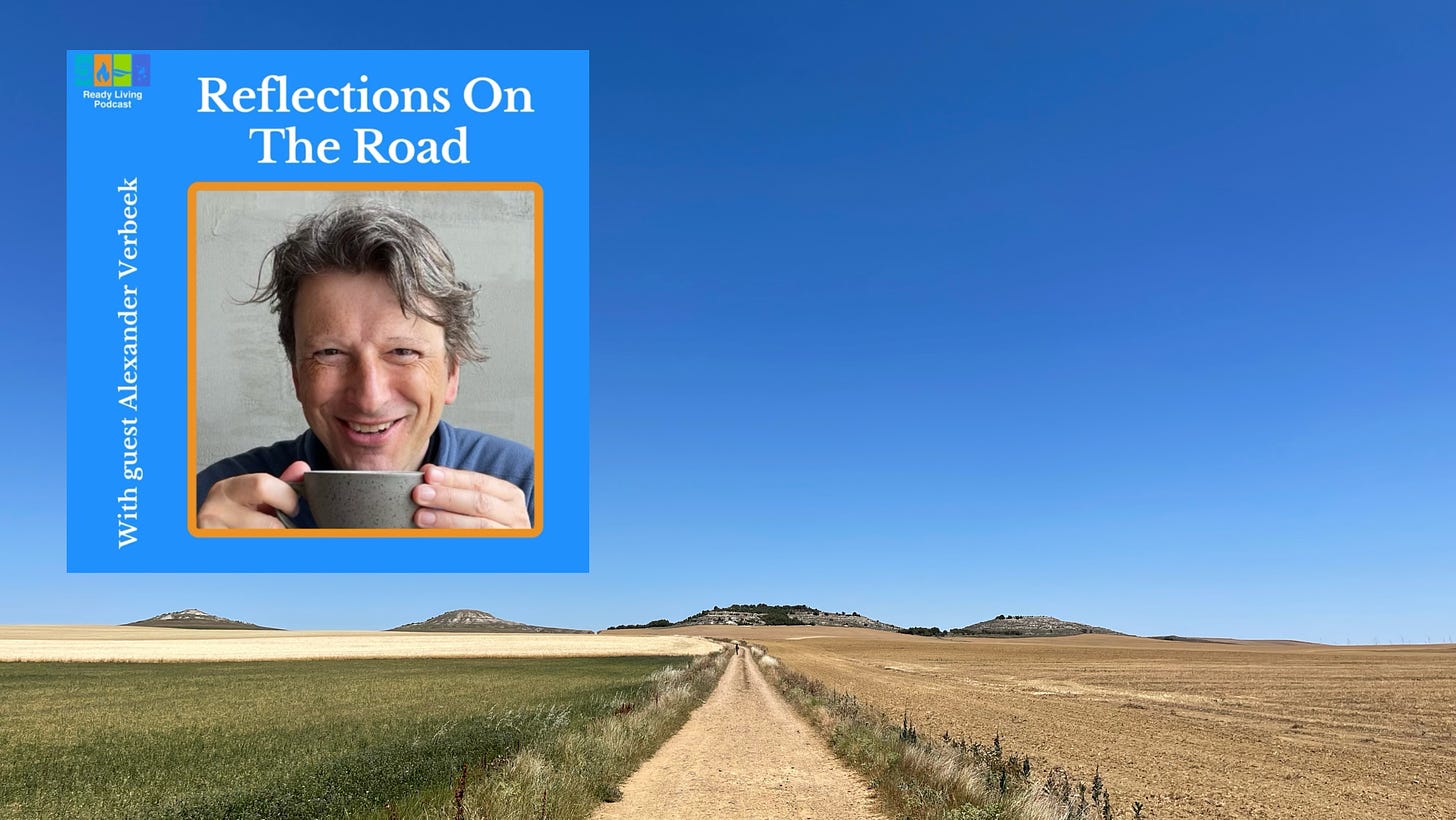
[190,186,540,533]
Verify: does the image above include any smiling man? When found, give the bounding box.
[196,202,534,529]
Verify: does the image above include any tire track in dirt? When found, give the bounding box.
[591,648,887,820]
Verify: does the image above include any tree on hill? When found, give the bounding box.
[605,618,673,630]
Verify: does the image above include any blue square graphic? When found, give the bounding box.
[65,50,590,572]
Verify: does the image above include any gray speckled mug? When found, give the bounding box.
[281,470,424,529]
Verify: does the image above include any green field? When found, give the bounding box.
[0,655,695,819]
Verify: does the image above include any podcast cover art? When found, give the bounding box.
[66,51,588,572]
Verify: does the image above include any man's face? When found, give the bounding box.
[291,270,459,471]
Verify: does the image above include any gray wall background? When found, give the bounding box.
[194,189,536,470]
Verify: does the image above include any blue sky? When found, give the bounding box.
[7,3,1454,643]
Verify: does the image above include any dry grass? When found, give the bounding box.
[0,626,718,662]
[648,625,1456,820]
[764,657,1077,820]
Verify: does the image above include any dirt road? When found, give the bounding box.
[592,648,885,820]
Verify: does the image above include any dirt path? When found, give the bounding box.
[592,649,886,820]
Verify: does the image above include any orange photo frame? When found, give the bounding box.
[186,181,544,538]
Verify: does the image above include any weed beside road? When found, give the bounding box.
[757,647,1125,820]
[399,646,731,819]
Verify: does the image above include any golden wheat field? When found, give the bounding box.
[666,625,1456,820]
[0,626,718,662]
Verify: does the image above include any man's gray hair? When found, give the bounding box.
[250,201,486,368]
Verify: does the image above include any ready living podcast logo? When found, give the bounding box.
[75,53,149,110]
[77,53,151,86]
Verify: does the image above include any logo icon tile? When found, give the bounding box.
[93,54,113,86]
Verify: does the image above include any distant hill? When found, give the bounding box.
[124,609,278,630]
[389,609,590,634]
[609,603,900,632]
[951,614,1125,638]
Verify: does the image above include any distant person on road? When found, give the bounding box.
[195,202,534,529]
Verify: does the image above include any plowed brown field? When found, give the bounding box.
[655,626,1455,820]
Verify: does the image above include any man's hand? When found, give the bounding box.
[196,461,311,529]
[412,464,530,529]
